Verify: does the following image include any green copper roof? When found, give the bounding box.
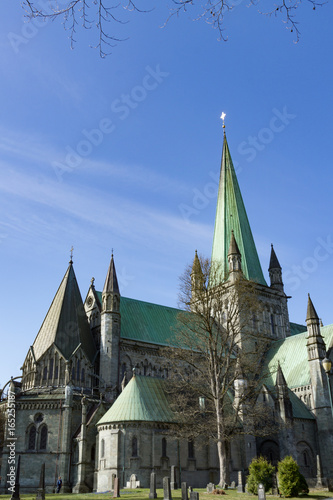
[211,134,266,285]
[264,324,333,388]
[97,375,175,424]
[32,262,97,363]
[96,292,181,345]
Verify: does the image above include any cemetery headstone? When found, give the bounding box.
[36,463,45,500]
[149,472,157,499]
[181,482,188,500]
[171,466,178,490]
[113,477,120,498]
[190,491,199,500]
[258,483,265,500]
[163,476,172,500]
[207,483,215,493]
[237,470,244,493]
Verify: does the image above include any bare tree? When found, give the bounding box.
[163,256,277,486]
[21,0,325,57]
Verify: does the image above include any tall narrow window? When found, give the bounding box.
[54,365,59,381]
[49,359,54,379]
[76,359,80,381]
[132,436,138,457]
[100,439,105,458]
[188,441,194,459]
[270,314,275,336]
[40,426,48,450]
[162,437,167,458]
[28,425,36,450]
[81,368,85,383]
[42,367,47,381]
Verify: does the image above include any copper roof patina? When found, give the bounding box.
[211,133,267,285]
[97,375,175,425]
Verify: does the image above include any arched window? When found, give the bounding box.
[28,425,37,450]
[81,368,85,383]
[162,437,167,458]
[72,366,75,381]
[132,436,138,457]
[100,439,105,458]
[188,440,194,459]
[54,365,59,381]
[303,451,308,466]
[270,314,275,336]
[42,367,47,381]
[40,425,48,450]
[76,359,80,382]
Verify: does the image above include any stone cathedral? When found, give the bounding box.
[0,131,332,494]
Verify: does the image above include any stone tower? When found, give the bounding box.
[306,295,333,478]
[100,253,121,401]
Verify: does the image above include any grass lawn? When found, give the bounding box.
[0,488,332,500]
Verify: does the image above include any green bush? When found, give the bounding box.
[247,456,275,494]
[277,456,308,497]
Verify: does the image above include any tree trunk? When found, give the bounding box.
[217,438,230,486]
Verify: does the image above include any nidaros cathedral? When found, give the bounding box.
[1,128,332,493]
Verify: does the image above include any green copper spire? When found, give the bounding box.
[211,132,267,285]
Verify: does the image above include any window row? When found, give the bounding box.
[100,437,195,459]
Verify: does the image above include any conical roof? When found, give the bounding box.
[32,262,97,362]
[228,230,241,257]
[103,254,119,294]
[211,133,266,285]
[191,250,203,275]
[97,375,175,424]
[269,244,281,270]
[275,362,287,387]
[306,294,319,322]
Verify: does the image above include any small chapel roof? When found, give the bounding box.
[97,375,175,425]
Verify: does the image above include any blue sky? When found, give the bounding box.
[0,0,332,384]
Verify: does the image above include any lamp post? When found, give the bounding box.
[322,357,333,418]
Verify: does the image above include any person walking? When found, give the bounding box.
[56,476,62,493]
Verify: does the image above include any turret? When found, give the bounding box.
[305,295,333,478]
[227,231,242,282]
[268,244,284,292]
[275,363,296,459]
[191,250,204,304]
[100,253,121,401]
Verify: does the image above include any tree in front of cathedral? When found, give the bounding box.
[164,246,277,487]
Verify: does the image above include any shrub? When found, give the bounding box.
[212,489,226,495]
[278,456,308,497]
[247,456,275,494]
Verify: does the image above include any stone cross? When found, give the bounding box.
[170,465,178,490]
[163,477,172,500]
[258,483,265,500]
[181,482,188,500]
[113,477,120,498]
[149,472,157,499]
[36,463,45,500]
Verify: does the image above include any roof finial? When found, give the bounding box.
[220,112,226,135]
[70,246,74,263]
[111,248,114,258]
[91,277,95,287]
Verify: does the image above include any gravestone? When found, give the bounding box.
[188,486,193,494]
[113,477,120,498]
[127,474,140,489]
[237,470,244,493]
[258,483,265,500]
[163,477,172,500]
[10,455,20,500]
[207,483,215,493]
[190,491,199,500]
[149,472,157,499]
[36,463,45,500]
[231,481,236,489]
[181,482,188,500]
[222,483,228,490]
[170,466,178,490]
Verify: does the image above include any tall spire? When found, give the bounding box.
[103,253,120,294]
[211,132,266,285]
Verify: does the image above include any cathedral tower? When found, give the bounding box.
[100,253,121,401]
